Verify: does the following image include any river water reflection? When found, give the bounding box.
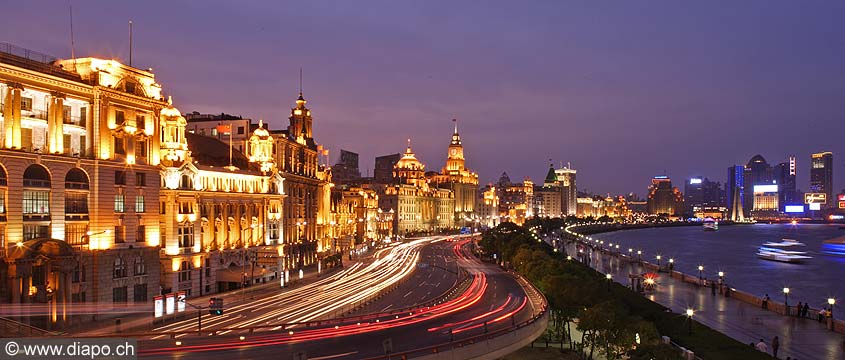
[598,223,845,307]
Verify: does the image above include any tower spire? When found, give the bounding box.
[299,67,303,97]
[453,118,458,134]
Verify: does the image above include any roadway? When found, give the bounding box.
[138,238,545,359]
[145,237,440,339]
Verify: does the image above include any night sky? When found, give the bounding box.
[5,1,844,195]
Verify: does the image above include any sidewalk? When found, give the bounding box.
[566,241,845,360]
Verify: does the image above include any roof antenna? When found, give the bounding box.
[299,67,303,95]
[68,3,76,69]
[453,118,458,134]
[128,20,133,66]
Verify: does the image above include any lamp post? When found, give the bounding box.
[656,255,661,270]
[685,308,694,335]
[605,273,612,291]
[783,287,790,315]
[828,298,835,319]
[697,265,704,281]
[718,271,725,293]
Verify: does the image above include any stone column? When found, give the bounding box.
[47,94,65,154]
[4,85,22,149]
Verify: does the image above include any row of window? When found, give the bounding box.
[115,171,146,186]
[114,194,145,213]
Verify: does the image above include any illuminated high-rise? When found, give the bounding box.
[810,152,833,208]
[646,176,684,216]
[774,155,797,211]
[555,164,577,216]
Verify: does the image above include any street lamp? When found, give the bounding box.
[783,287,790,313]
[656,255,662,269]
[685,308,694,335]
[697,265,704,281]
[828,298,835,319]
[605,273,612,291]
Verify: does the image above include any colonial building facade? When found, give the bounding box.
[0,47,166,328]
[378,141,454,235]
[430,121,478,227]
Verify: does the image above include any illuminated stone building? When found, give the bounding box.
[533,165,561,218]
[268,92,331,265]
[204,92,331,267]
[0,45,165,326]
[378,140,454,235]
[476,184,499,228]
[495,172,533,225]
[158,109,286,297]
[646,176,684,216]
[329,185,383,249]
[430,121,478,226]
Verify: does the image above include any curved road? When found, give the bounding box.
[139,238,544,359]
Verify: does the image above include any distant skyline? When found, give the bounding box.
[5,1,844,195]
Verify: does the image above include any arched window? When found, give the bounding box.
[113,257,127,279]
[23,164,51,188]
[0,165,7,186]
[65,168,89,189]
[180,175,192,189]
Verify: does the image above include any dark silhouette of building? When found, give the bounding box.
[774,155,798,211]
[332,149,361,185]
[374,153,401,185]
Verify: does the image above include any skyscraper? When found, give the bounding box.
[555,164,577,216]
[810,152,833,208]
[684,177,724,217]
[726,165,745,221]
[774,155,797,211]
[646,176,684,216]
[743,155,773,216]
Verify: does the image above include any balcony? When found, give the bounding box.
[22,109,48,121]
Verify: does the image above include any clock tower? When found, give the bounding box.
[445,119,465,173]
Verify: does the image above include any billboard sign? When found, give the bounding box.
[154,295,163,318]
[689,178,702,185]
[784,205,805,213]
[165,293,175,315]
[753,185,778,193]
[839,201,845,209]
[805,193,827,204]
[809,203,822,211]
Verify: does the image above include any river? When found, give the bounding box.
[595,223,845,308]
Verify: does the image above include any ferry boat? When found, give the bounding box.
[821,236,845,256]
[702,217,718,231]
[757,239,812,263]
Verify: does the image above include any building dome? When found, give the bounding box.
[161,96,182,118]
[747,154,768,166]
[396,139,424,170]
[253,119,270,138]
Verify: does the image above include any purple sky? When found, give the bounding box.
[6,1,845,195]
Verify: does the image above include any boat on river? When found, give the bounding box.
[702,217,718,231]
[757,239,812,263]
[821,236,845,256]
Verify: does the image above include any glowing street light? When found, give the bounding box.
[783,287,790,311]
[685,308,695,335]
[828,298,835,319]
[697,265,704,281]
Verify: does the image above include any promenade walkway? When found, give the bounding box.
[563,239,845,360]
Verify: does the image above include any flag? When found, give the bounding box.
[216,124,231,134]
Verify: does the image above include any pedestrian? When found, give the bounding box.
[796,302,802,317]
[772,336,779,358]
[755,338,768,353]
[763,294,770,310]
[802,302,809,318]
[711,281,716,296]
